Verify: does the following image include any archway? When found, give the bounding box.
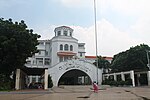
[58,69,92,85]
[49,59,102,86]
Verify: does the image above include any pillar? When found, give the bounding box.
[15,69,21,90]
[121,72,125,81]
[137,74,140,86]
[44,69,48,89]
[114,73,117,81]
[130,70,135,87]
[103,75,105,81]
[147,71,150,86]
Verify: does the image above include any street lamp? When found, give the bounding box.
[146,50,150,70]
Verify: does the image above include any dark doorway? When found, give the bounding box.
[58,69,92,85]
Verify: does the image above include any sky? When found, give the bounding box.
[1,0,150,57]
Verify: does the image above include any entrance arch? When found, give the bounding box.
[49,59,102,86]
[58,69,92,85]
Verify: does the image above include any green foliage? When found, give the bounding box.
[102,78,132,86]
[111,44,150,72]
[93,56,111,70]
[0,18,40,75]
[48,75,53,88]
[0,18,40,90]
[0,74,13,90]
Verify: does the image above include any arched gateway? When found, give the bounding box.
[48,59,102,86]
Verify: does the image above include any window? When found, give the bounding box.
[70,45,73,51]
[26,60,31,65]
[32,77,36,82]
[64,44,68,51]
[60,44,63,50]
[70,32,72,36]
[45,58,50,65]
[58,31,61,36]
[38,50,41,55]
[78,45,84,48]
[36,58,43,65]
[80,53,82,57]
[38,76,41,82]
[63,31,68,36]
[45,51,48,56]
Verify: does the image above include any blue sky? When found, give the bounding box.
[1,0,150,57]
[0,0,94,27]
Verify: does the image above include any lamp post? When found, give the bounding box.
[93,0,99,84]
[146,50,150,70]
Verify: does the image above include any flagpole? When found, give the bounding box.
[93,0,99,84]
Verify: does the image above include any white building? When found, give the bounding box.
[25,26,110,86]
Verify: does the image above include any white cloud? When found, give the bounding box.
[59,0,150,16]
[40,19,146,57]
[108,0,150,16]
[37,0,150,57]
[35,25,56,40]
[130,16,150,41]
[73,19,143,56]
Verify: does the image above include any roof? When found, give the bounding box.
[85,56,97,59]
[57,52,76,56]
[54,26,73,32]
[103,57,113,60]
[85,56,113,60]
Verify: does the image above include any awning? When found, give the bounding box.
[57,52,76,56]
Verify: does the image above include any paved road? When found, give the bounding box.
[0,86,150,100]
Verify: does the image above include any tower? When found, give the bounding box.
[50,26,79,66]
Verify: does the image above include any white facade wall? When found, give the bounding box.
[49,59,102,86]
[51,36,78,66]
[25,26,103,85]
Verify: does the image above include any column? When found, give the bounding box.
[29,76,32,83]
[130,70,135,87]
[102,75,105,81]
[137,74,140,86]
[44,69,48,89]
[15,69,21,90]
[147,71,150,86]
[114,73,117,81]
[121,72,125,81]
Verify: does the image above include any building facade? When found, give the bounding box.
[25,26,111,86]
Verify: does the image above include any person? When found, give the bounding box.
[93,82,98,93]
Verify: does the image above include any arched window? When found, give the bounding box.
[70,45,73,51]
[60,44,63,50]
[64,44,68,51]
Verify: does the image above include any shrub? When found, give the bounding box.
[48,75,53,88]
[0,74,13,91]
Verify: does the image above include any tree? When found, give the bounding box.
[0,18,40,75]
[111,44,150,72]
[93,56,111,73]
